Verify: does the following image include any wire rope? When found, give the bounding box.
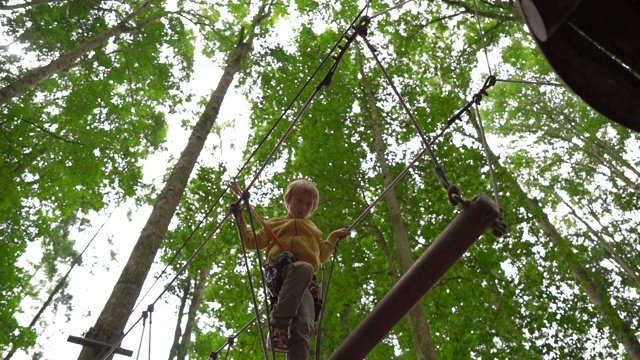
[370,0,414,19]
[473,103,501,210]
[496,78,565,87]
[473,0,493,77]
[134,312,147,360]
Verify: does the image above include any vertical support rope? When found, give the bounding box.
[147,305,153,360]
[473,0,493,77]
[473,104,501,209]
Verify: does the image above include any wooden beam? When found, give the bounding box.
[328,193,499,360]
[67,335,133,357]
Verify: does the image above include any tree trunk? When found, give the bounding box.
[366,223,400,281]
[359,52,438,360]
[531,198,640,360]
[75,1,271,354]
[469,112,640,360]
[559,194,640,288]
[566,118,640,196]
[168,282,190,360]
[0,0,158,105]
[177,267,211,360]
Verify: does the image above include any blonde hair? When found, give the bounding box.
[283,179,319,214]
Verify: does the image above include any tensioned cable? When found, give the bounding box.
[496,78,565,87]
[233,199,275,360]
[370,0,414,19]
[473,103,501,209]
[97,213,232,360]
[358,34,439,165]
[208,308,267,360]
[473,0,493,77]
[470,0,565,89]
[430,75,496,145]
[134,311,147,360]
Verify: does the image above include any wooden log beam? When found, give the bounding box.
[67,335,133,357]
[328,193,499,360]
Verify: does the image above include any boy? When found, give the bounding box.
[231,179,350,359]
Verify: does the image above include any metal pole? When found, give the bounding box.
[328,193,500,360]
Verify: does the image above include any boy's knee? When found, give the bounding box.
[297,261,314,275]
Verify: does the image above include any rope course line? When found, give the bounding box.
[473,0,493,77]
[207,308,267,360]
[470,0,566,88]
[496,78,565,87]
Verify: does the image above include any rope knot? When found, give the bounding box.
[447,185,471,208]
[491,208,508,237]
[355,15,371,37]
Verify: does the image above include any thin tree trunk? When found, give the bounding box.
[531,197,640,360]
[177,267,211,360]
[365,223,400,281]
[565,118,640,196]
[76,1,274,357]
[469,112,640,360]
[558,194,640,288]
[0,0,158,105]
[488,281,524,351]
[168,282,190,360]
[359,49,437,360]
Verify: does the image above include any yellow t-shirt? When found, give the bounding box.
[242,215,339,273]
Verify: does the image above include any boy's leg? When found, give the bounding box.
[288,289,315,360]
[271,261,314,327]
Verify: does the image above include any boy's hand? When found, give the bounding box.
[230,181,242,196]
[331,227,351,240]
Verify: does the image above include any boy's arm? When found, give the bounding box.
[231,201,268,251]
[319,227,350,263]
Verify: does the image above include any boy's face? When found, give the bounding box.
[287,191,315,219]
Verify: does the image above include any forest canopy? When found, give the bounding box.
[1,0,639,359]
